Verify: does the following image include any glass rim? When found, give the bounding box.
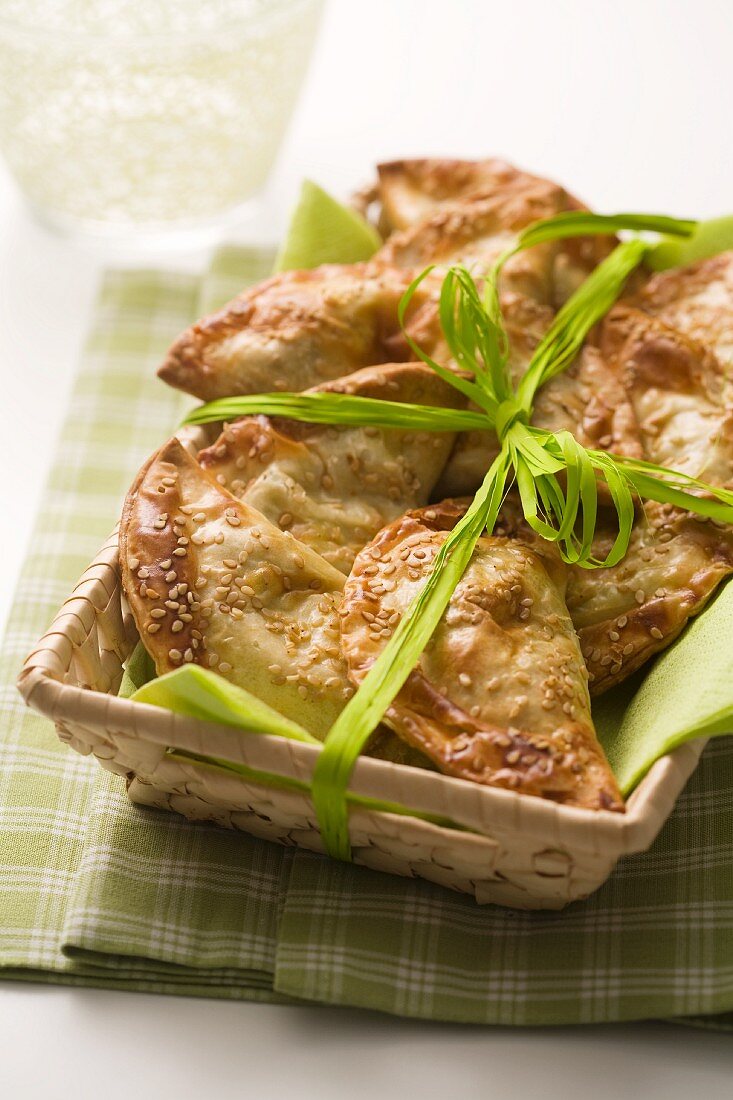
[0,0,320,45]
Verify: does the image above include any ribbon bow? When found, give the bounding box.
[185,211,733,859]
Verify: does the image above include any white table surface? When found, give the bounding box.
[1,1,732,1095]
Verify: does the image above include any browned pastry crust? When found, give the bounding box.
[600,305,733,484]
[630,251,733,379]
[198,363,462,573]
[339,500,623,811]
[375,161,614,308]
[567,502,733,695]
[376,157,567,232]
[376,189,566,305]
[565,306,733,694]
[120,437,431,770]
[158,263,442,402]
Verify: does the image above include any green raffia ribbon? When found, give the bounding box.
[182,209,733,860]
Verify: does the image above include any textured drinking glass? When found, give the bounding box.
[0,0,323,244]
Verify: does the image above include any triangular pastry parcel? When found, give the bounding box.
[375,159,612,307]
[434,295,643,498]
[630,251,733,381]
[198,362,461,573]
[121,437,431,774]
[121,437,354,739]
[339,500,623,811]
[158,263,442,403]
[375,156,573,232]
[566,305,733,694]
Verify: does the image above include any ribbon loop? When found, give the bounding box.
[494,397,528,441]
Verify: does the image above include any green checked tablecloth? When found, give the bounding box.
[1,250,732,1029]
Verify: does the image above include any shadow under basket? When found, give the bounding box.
[17,529,705,911]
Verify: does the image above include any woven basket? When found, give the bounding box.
[17,429,706,909]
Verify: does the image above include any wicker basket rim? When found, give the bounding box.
[18,528,706,861]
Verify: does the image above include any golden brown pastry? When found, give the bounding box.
[339,500,623,811]
[631,251,733,379]
[377,190,566,305]
[601,305,733,483]
[375,157,567,232]
[434,296,643,498]
[375,162,613,308]
[158,263,442,402]
[198,363,462,574]
[121,437,349,738]
[566,306,733,694]
[568,502,733,694]
[121,438,431,768]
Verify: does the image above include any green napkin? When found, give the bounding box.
[0,227,731,1027]
[647,215,733,271]
[273,180,381,272]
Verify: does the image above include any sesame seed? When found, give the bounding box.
[173,548,187,557]
[160,559,172,570]
[169,649,182,662]
[146,623,161,634]
[635,590,645,604]
[150,608,166,619]
[650,626,664,640]
[219,661,232,673]
[171,621,184,633]
[165,570,177,583]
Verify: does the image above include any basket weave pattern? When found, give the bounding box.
[18,531,705,910]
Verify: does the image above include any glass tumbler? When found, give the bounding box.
[0,0,323,246]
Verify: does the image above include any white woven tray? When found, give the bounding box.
[18,432,706,910]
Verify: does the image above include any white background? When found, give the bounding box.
[1,1,732,1095]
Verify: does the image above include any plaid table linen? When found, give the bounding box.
[1,252,731,1029]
